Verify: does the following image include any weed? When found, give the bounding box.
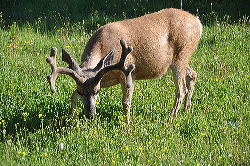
[0,8,249,166]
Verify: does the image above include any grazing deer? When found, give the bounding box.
[46,8,202,123]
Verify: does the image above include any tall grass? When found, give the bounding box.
[1,0,249,32]
[0,8,249,165]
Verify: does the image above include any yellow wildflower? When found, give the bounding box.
[22,112,28,116]
[42,153,48,157]
[22,152,27,155]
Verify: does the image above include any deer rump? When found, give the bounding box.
[46,8,202,123]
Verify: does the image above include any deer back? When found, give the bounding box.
[81,8,202,87]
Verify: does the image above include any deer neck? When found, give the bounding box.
[81,45,103,70]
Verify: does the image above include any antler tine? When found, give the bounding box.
[118,39,135,88]
[119,39,132,65]
[94,39,135,88]
[46,47,57,69]
[46,47,58,93]
[46,47,83,93]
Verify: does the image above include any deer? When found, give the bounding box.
[46,8,202,124]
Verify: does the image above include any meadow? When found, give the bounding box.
[0,6,249,165]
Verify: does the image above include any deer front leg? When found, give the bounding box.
[184,66,197,113]
[121,80,135,124]
[71,90,79,110]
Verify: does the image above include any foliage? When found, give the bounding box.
[0,2,249,165]
[0,0,249,31]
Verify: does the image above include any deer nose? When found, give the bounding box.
[85,113,93,119]
[85,110,96,119]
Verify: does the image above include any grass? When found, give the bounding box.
[0,11,249,165]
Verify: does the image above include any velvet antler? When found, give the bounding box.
[46,47,83,93]
[94,39,135,88]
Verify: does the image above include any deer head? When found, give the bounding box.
[46,40,135,119]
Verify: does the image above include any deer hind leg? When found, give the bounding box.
[184,66,197,113]
[121,80,135,124]
[170,62,188,118]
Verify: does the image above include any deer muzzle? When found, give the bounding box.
[82,96,97,119]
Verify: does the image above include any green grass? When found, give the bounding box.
[0,14,249,165]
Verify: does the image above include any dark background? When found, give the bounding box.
[0,0,249,31]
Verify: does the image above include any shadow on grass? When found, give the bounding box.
[97,104,123,126]
[0,102,123,142]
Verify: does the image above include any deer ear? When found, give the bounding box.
[62,48,80,71]
[62,48,72,64]
[95,49,115,70]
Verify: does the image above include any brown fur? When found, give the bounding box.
[79,8,202,122]
[83,8,201,84]
[47,8,202,123]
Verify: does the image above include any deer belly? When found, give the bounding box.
[134,52,173,80]
[135,62,171,80]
